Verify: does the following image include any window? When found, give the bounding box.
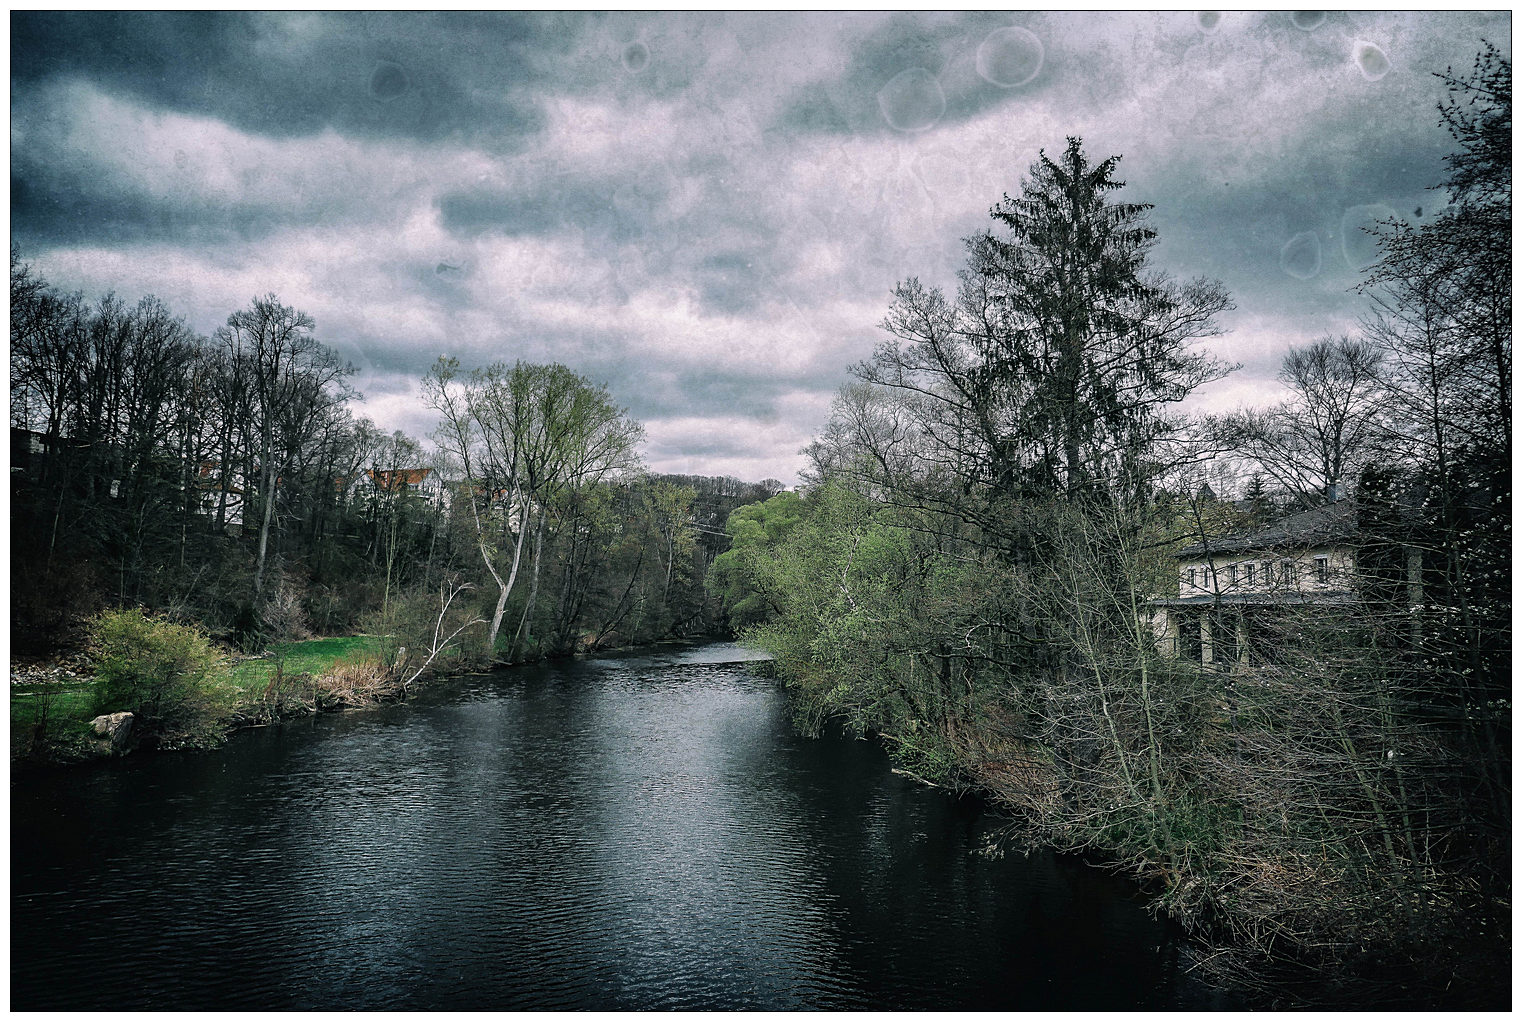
[1186,567,1196,589]
[1227,563,1237,586]
[1244,562,1256,585]
[1281,561,1296,587]
[1315,556,1330,585]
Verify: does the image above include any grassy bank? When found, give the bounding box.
[227,635,388,694]
[11,676,97,756]
[12,632,396,763]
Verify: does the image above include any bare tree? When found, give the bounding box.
[1212,336,1385,504]
[423,357,644,660]
[214,295,352,599]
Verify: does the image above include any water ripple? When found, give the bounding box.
[13,641,1220,1010]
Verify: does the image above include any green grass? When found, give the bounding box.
[13,634,390,756]
[227,634,387,690]
[11,682,97,748]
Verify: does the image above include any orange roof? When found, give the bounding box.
[368,467,433,491]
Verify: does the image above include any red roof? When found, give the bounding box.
[368,467,433,491]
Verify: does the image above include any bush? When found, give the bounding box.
[358,581,487,681]
[90,609,233,746]
[260,571,313,644]
[316,657,397,709]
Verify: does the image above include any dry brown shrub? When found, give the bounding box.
[315,657,399,708]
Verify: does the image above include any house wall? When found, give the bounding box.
[1156,544,1358,669]
[1177,543,1356,597]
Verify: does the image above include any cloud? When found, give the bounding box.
[773,12,1062,139]
[12,11,551,147]
[10,77,506,250]
[11,11,1510,487]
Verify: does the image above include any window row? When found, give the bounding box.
[1184,556,1331,590]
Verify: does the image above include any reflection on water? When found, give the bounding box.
[12,642,1228,1010]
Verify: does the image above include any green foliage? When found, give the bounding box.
[738,486,987,786]
[89,609,234,744]
[709,490,806,629]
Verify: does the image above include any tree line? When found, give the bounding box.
[10,264,781,668]
[713,47,1508,1005]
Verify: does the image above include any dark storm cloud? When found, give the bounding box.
[12,11,1510,483]
[1133,119,1447,293]
[775,12,1056,138]
[9,71,432,251]
[12,170,174,247]
[9,10,567,253]
[11,162,285,249]
[437,191,566,239]
[12,11,548,147]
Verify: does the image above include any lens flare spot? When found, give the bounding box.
[368,61,410,101]
[1280,232,1322,280]
[1195,11,1222,34]
[1354,41,1391,80]
[621,41,650,74]
[877,68,946,132]
[975,27,1044,88]
[1290,11,1327,31]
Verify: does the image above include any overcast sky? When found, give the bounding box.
[11,11,1509,484]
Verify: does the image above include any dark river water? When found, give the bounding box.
[12,641,1231,1010]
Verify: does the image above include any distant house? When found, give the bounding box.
[1150,500,1364,668]
[9,427,97,475]
[10,427,138,504]
[191,461,248,527]
[348,466,450,509]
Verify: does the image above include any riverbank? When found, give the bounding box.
[11,634,398,764]
[11,631,735,766]
[849,711,1510,1011]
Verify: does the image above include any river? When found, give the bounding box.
[11,641,1231,1010]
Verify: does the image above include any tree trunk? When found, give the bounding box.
[253,455,277,598]
[510,508,548,658]
[483,495,529,659]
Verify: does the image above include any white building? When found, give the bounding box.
[1150,500,1362,668]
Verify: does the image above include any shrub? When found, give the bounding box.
[316,657,397,708]
[358,581,487,680]
[90,609,233,746]
[260,570,313,644]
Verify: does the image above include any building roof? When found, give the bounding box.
[367,467,434,491]
[1179,499,1358,558]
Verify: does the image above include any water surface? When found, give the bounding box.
[12,641,1227,1010]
